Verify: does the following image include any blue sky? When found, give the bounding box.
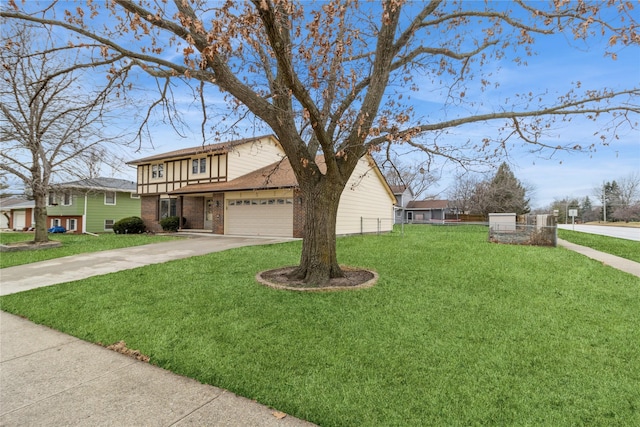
[107,2,639,209]
[4,1,638,208]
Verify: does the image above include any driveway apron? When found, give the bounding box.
[0,234,293,296]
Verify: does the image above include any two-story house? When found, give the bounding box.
[390,184,414,224]
[46,178,141,233]
[389,185,452,223]
[127,135,396,237]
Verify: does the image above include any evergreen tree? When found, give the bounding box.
[602,181,622,221]
[581,196,599,222]
[481,163,531,215]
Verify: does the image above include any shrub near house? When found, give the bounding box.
[159,216,185,232]
[112,217,146,234]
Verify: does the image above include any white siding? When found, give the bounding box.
[336,156,395,235]
[226,136,285,180]
[224,189,294,237]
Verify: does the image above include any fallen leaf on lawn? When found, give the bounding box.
[272,411,287,419]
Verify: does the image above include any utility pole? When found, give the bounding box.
[602,185,607,223]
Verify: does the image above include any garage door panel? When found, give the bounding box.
[226,198,293,237]
[13,211,26,229]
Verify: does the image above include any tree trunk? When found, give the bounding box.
[289,178,345,286]
[33,191,49,243]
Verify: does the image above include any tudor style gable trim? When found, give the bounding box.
[127,135,283,196]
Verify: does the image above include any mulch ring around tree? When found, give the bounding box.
[256,266,378,292]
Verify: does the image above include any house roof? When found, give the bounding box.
[0,197,28,207]
[127,134,275,165]
[389,185,407,194]
[53,178,137,192]
[389,185,415,199]
[169,154,395,202]
[0,197,34,210]
[406,199,449,210]
[169,158,299,195]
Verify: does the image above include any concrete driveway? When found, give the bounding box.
[0,234,295,296]
[557,224,640,241]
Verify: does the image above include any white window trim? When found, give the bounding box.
[104,219,115,230]
[61,191,73,206]
[192,157,207,175]
[151,163,165,179]
[104,191,116,205]
[66,218,77,231]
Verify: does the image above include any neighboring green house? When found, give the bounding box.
[46,178,140,233]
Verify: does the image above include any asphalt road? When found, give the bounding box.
[557,224,640,241]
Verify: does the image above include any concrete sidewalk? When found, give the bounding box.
[557,238,640,278]
[1,234,314,426]
[0,311,315,426]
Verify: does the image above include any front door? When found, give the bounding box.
[204,198,213,230]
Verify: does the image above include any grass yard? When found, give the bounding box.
[558,229,640,263]
[0,232,179,268]
[1,225,638,426]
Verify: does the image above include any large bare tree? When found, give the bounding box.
[379,156,441,199]
[3,1,638,283]
[0,22,132,242]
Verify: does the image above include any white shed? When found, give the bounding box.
[489,213,516,231]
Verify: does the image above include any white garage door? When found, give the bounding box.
[13,211,25,229]
[226,197,293,237]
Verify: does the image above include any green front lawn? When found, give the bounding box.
[1,225,638,426]
[558,229,640,263]
[0,232,179,268]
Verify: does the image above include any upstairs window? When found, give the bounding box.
[105,191,116,205]
[62,191,72,206]
[192,158,207,174]
[152,164,164,179]
[48,192,56,206]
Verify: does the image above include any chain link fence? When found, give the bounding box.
[489,214,557,247]
[360,217,394,235]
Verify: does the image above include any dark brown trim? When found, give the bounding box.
[179,195,184,230]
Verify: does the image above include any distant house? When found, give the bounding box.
[46,178,141,233]
[0,197,35,230]
[127,135,396,237]
[405,199,451,222]
[389,184,414,224]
